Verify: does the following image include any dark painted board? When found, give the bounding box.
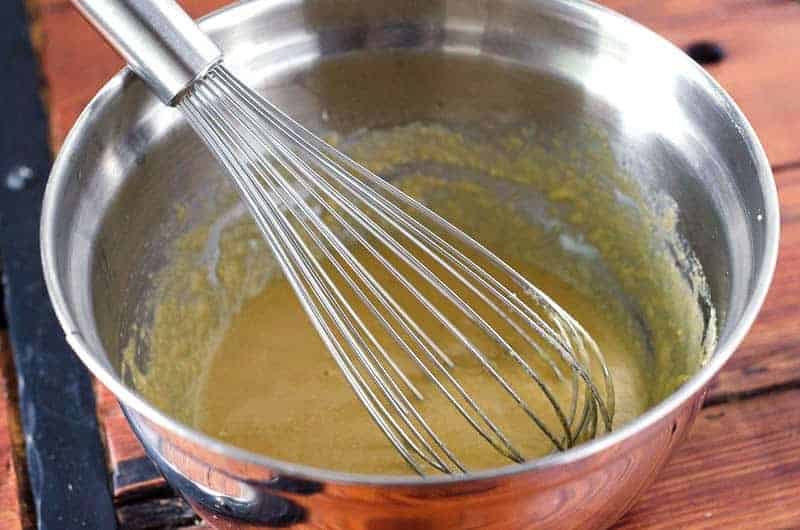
[117,496,199,530]
[0,1,117,529]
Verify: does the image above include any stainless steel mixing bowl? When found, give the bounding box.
[42,0,778,528]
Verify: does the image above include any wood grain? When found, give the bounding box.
[623,0,800,170]
[0,334,31,530]
[30,0,800,169]
[617,386,800,529]
[603,0,800,169]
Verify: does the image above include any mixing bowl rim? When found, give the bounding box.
[41,0,779,486]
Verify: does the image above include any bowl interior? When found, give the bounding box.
[46,0,775,477]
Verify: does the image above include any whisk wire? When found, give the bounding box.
[211,81,565,457]
[209,72,576,449]
[195,86,471,472]
[194,75,527,464]
[179,63,616,475]
[185,91,445,474]
[216,67,615,433]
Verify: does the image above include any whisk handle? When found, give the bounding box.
[70,0,222,105]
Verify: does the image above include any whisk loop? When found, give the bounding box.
[178,63,614,475]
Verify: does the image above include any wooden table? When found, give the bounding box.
[2,0,800,528]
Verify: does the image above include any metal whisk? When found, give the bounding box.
[73,0,614,474]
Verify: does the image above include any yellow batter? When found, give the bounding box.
[196,248,644,474]
[123,122,715,475]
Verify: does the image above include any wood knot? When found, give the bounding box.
[686,41,726,66]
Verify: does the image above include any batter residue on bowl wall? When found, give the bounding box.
[122,122,716,475]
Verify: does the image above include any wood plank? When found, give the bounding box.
[0,333,31,530]
[616,386,800,529]
[603,0,800,169]
[603,0,792,27]
[32,0,800,170]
